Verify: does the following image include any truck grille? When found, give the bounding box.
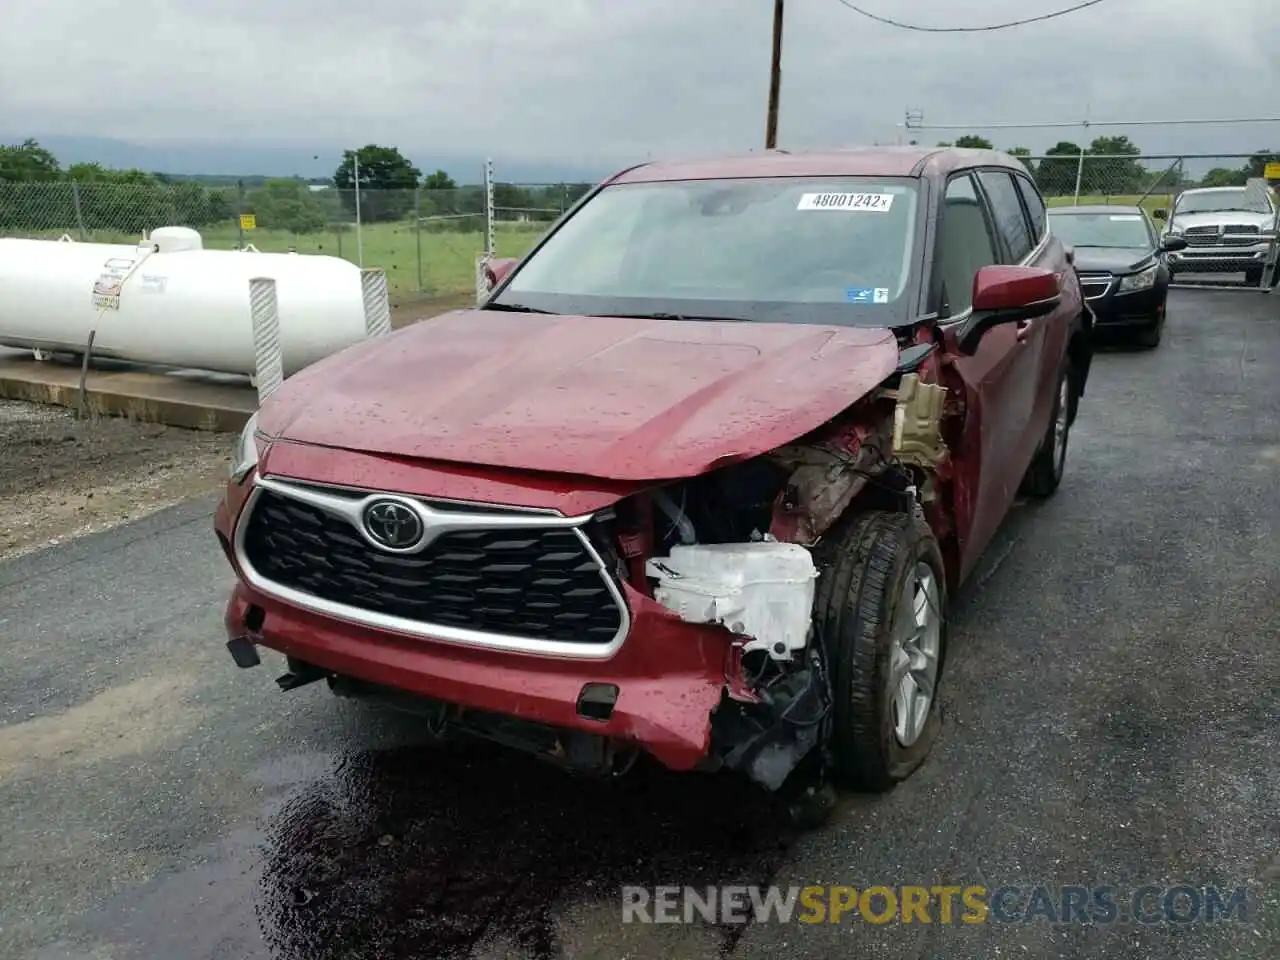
[241,487,625,646]
[1183,224,1264,248]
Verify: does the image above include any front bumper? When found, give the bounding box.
[1077,275,1164,328]
[214,479,736,773]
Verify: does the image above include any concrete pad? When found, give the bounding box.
[0,350,255,432]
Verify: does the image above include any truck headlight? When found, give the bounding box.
[230,411,263,482]
[1117,264,1159,294]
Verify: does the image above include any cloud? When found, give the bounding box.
[1,0,1277,167]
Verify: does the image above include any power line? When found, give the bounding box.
[833,0,1115,33]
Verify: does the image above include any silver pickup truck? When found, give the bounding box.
[1155,181,1278,287]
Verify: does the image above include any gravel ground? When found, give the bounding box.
[0,289,1276,960]
[0,399,233,561]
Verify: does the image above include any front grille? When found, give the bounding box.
[1077,274,1112,299]
[1223,224,1260,235]
[242,489,624,645]
[1184,225,1218,236]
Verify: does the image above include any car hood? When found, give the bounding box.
[1071,247,1156,274]
[258,309,900,482]
[1169,210,1275,232]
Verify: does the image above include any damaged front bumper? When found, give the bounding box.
[223,578,823,781]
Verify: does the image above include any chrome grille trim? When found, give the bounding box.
[232,475,632,660]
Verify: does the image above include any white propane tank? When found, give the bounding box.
[0,232,369,377]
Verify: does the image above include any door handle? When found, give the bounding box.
[1016,318,1034,344]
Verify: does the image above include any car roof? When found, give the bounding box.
[1179,186,1246,194]
[1049,204,1146,215]
[606,146,1029,184]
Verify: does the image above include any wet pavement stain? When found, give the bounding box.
[255,739,800,960]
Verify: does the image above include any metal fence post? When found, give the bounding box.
[414,186,424,292]
[484,157,496,258]
[1073,148,1085,204]
[249,277,284,402]
[69,179,88,240]
[361,268,393,337]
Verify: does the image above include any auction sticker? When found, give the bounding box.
[797,192,894,212]
[1109,215,1143,221]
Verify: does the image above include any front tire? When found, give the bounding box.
[1020,361,1073,498]
[1134,310,1163,349]
[813,509,948,793]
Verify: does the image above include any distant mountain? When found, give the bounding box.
[2,133,612,185]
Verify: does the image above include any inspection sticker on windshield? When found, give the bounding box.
[846,287,891,304]
[797,192,894,212]
[1110,214,1143,221]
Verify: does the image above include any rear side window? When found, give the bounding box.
[1015,174,1047,243]
[979,170,1033,263]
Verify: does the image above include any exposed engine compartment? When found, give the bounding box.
[581,379,953,796]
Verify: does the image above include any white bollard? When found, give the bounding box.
[475,255,492,306]
[360,268,393,337]
[249,277,284,403]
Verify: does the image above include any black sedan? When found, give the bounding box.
[1047,205,1188,349]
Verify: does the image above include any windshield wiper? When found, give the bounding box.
[483,302,558,315]
[606,311,748,323]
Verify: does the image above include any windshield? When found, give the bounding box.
[1174,189,1273,215]
[1048,211,1153,249]
[489,177,922,326]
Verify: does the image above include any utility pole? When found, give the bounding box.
[765,0,784,149]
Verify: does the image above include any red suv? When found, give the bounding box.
[215,147,1092,811]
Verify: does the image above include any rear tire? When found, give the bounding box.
[1020,361,1073,498]
[812,509,948,793]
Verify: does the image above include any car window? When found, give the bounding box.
[937,174,999,316]
[1174,188,1272,216]
[1014,174,1047,243]
[978,170,1034,263]
[495,176,923,326]
[1047,211,1155,249]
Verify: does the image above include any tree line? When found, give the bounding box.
[930,134,1278,196]
[4,136,1275,236]
[0,139,595,235]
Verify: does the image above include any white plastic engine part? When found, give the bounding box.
[645,542,819,661]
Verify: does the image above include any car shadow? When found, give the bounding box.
[255,725,801,960]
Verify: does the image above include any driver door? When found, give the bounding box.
[935,170,1047,583]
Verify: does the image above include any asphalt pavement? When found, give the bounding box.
[1,288,1276,960]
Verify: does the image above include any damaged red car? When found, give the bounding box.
[215,147,1093,814]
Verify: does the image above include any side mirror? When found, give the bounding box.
[1153,209,1168,220]
[483,257,520,292]
[1159,234,1188,252]
[956,265,1061,357]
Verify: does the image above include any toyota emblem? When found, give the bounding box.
[362,499,425,550]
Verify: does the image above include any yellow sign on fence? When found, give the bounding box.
[239,214,257,230]
[1264,162,1280,180]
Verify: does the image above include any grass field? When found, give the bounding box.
[20,221,550,306]
[1045,193,1175,216]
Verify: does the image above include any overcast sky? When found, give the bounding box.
[2,0,1278,167]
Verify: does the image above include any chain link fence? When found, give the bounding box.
[1025,152,1279,286]
[1024,152,1276,211]
[0,178,597,308]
